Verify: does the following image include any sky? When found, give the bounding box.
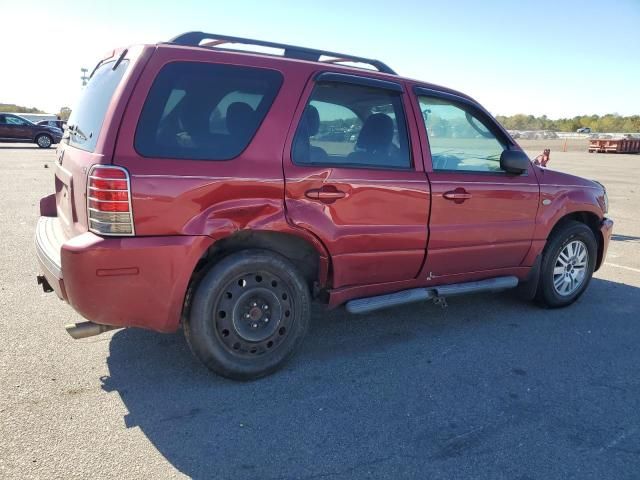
[0,0,638,118]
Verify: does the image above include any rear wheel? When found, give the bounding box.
[35,134,52,149]
[536,221,597,308]
[185,249,311,380]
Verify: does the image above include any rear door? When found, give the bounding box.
[413,87,539,277]
[284,73,430,289]
[4,115,32,140]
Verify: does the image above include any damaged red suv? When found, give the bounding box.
[35,32,613,380]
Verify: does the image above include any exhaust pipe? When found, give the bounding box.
[65,322,119,339]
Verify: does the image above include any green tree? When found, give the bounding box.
[0,103,45,114]
[58,107,72,121]
[495,113,639,133]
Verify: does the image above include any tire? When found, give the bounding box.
[535,221,597,308]
[185,249,311,380]
[35,134,52,149]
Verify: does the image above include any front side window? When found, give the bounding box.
[135,62,283,160]
[419,96,506,172]
[292,82,411,169]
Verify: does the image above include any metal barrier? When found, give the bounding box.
[589,138,640,153]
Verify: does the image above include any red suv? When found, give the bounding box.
[35,32,613,380]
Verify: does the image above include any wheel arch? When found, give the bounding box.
[547,211,605,270]
[182,229,330,322]
[205,230,327,288]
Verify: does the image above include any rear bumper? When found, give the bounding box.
[597,217,614,270]
[35,217,67,299]
[35,216,213,332]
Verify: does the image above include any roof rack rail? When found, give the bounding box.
[168,31,397,75]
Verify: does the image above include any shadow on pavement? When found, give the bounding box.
[101,278,640,479]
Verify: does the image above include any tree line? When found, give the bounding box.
[495,114,640,133]
[3,102,638,133]
[0,103,44,114]
[0,104,72,121]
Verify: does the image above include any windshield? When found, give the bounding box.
[66,59,129,152]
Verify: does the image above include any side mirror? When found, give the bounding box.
[500,150,529,174]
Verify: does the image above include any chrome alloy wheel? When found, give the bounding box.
[37,135,51,148]
[552,240,588,296]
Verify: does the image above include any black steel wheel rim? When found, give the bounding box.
[212,270,294,357]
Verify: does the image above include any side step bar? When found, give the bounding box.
[433,276,519,297]
[346,288,435,315]
[345,276,518,314]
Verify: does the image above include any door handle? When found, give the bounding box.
[305,186,346,203]
[443,188,472,204]
[317,191,346,199]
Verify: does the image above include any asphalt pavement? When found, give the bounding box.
[1,142,639,479]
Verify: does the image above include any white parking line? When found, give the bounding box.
[605,263,640,274]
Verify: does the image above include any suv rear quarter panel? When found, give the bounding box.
[114,46,310,235]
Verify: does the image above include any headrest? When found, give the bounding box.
[303,105,320,137]
[356,113,394,152]
[180,100,209,134]
[226,102,255,136]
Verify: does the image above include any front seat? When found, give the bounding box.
[348,113,394,166]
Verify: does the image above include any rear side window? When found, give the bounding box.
[135,62,283,160]
[292,82,411,169]
[67,59,129,152]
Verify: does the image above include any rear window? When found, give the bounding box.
[134,62,283,161]
[67,59,129,152]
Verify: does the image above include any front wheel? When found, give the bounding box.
[536,221,597,308]
[185,249,311,380]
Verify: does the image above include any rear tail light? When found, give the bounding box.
[87,165,135,236]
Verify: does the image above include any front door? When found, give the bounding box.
[284,74,430,289]
[3,114,33,140]
[413,88,540,278]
